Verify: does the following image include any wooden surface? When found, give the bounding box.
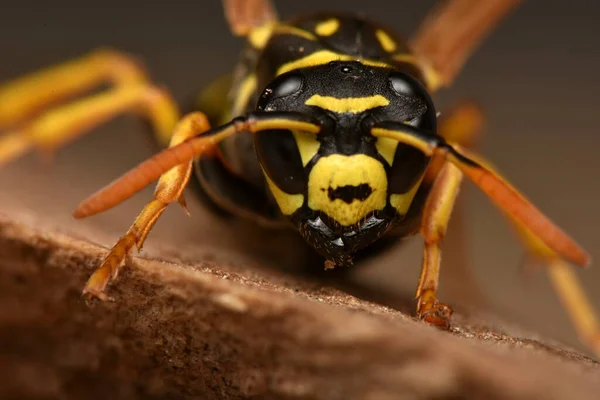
[1,211,598,399]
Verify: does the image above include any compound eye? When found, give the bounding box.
[388,71,437,131]
[389,72,417,97]
[389,71,429,98]
[257,72,304,110]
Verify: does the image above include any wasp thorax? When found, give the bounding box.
[307,154,387,227]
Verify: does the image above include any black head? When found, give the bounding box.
[253,61,437,265]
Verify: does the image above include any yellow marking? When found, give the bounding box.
[305,94,390,114]
[376,29,397,52]
[254,118,321,134]
[371,127,435,155]
[275,25,317,41]
[276,50,391,76]
[547,259,600,357]
[231,74,257,116]
[0,84,180,166]
[264,171,304,215]
[292,130,320,166]
[0,48,148,129]
[308,154,387,226]
[393,54,420,64]
[315,19,340,36]
[394,54,443,92]
[249,22,317,48]
[390,175,424,215]
[375,136,398,165]
[81,112,208,299]
[248,22,276,49]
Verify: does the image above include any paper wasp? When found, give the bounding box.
[0,0,598,356]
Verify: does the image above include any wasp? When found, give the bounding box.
[0,0,598,356]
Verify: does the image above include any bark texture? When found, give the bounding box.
[0,213,598,400]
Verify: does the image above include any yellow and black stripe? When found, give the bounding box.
[193,12,440,262]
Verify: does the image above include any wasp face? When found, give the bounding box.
[254,61,437,265]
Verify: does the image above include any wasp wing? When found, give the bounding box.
[222,0,278,36]
[409,0,524,89]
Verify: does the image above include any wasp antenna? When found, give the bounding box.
[444,144,590,267]
[74,112,322,218]
[371,122,590,267]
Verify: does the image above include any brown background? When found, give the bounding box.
[0,0,599,354]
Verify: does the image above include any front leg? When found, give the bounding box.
[416,162,464,329]
[82,112,210,300]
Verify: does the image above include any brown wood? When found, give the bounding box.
[1,212,598,399]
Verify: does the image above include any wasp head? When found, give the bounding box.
[254,61,438,266]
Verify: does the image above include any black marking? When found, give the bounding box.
[326,184,373,204]
[255,129,306,194]
[443,143,481,168]
[195,11,439,266]
[194,155,284,222]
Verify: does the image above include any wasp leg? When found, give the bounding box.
[409,0,523,90]
[76,112,320,299]
[0,49,148,128]
[82,112,210,300]
[426,101,487,308]
[371,123,599,356]
[510,218,600,355]
[416,162,464,329]
[547,260,600,356]
[73,112,321,218]
[425,101,483,182]
[0,49,179,166]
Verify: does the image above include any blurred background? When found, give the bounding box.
[0,0,598,355]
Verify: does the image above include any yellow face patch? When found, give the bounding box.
[305,94,390,114]
[264,171,304,215]
[390,176,423,215]
[292,130,320,166]
[308,154,387,226]
[375,137,398,166]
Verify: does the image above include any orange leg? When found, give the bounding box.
[0,49,179,166]
[74,112,321,299]
[416,162,464,328]
[423,101,487,309]
[83,112,210,300]
[371,123,599,357]
[0,49,148,128]
[510,216,600,355]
